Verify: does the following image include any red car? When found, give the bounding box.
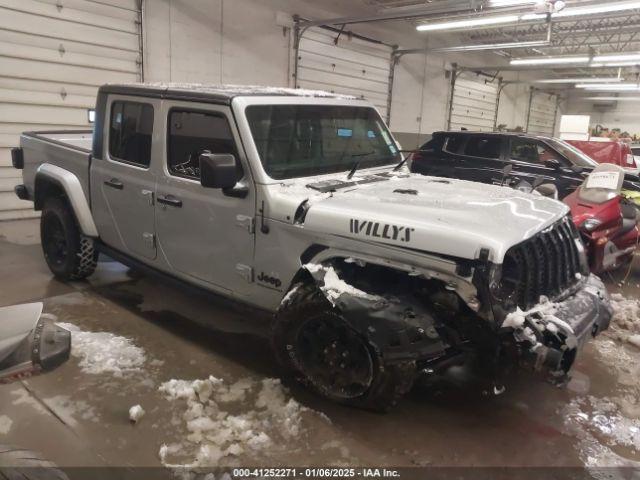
[566,139,638,173]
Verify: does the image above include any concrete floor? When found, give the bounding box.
[1,219,639,473]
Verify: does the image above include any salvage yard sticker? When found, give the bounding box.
[585,171,621,190]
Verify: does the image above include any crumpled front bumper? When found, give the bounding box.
[509,275,612,378]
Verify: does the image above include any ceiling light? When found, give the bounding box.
[584,97,640,101]
[553,0,640,18]
[534,77,625,84]
[589,61,640,67]
[511,56,590,66]
[489,0,538,5]
[416,14,519,31]
[578,84,640,91]
[592,53,640,62]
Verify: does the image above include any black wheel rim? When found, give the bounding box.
[43,214,68,267]
[294,315,374,400]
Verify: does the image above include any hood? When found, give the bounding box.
[267,172,569,263]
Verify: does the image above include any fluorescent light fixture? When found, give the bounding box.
[534,77,625,84]
[553,0,640,18]
[592,53,640,62]
[489,0,537,5]
[578,84,640,91]
[416,14,519,31]
[584,97,640,101]
[511,56,589,66]
[590,61,640,67]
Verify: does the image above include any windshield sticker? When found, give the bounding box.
[349,219,415,243]
[389,144,398,155]
[585,171,621,190]
[337,128,353,138]
[367,130,376,138]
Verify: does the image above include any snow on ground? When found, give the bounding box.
[608,293,640,349]
[562,396,640,468]
[129,405,145,423]
[0,415,12,434]
[56,322,146,377]
[157,375,329,468]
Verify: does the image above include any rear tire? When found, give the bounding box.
[0,445,68,480]
[40,197,97,281]
[272,282,415,412]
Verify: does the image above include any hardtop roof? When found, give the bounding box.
[99,83,357,106]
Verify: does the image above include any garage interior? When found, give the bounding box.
[1,0,640,476]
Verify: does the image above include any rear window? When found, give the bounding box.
[463,136,501,159]
[109,101,154,167]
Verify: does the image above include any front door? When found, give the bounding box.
[154,103,256,294]
[91,97,157,260]
[507,137,569,194]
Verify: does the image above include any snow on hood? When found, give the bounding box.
[267,171,569,263]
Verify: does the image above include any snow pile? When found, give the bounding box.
[0,415,12,434]
[563,396,640,467]
[129,405,145,423]
[304,264,380,305]
[608,293,640,349]
[157,376,320,468]
[57,322,146,377]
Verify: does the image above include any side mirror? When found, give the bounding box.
[199,153,237,189]
[544,158,561,170]
[571,164,584,174]
[535,183,558,199]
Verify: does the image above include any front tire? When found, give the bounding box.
[273,282,415,412]
[40,197,97,281]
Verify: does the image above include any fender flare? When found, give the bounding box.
[35,163,99,238]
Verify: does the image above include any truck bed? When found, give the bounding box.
[19,130,93,202]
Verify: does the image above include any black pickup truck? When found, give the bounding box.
[410,131,640,198]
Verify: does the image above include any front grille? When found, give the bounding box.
[502,217,583,310]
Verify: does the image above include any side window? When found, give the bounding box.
[109,101,154,167]
[167,110,242,180]
[510,138,555,165]
[463,136,501,159]
[443,135,466,154]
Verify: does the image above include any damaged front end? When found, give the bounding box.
[0,303,71,382]
[302,247,611,390]
[498,275,612,383]
[302,260,498,380]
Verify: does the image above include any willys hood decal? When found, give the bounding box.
[267,172,569,263]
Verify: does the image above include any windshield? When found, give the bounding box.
[246,105,401,180]
[546,138,599,168]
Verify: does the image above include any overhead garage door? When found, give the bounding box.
[527,91,558,136]
[296,26,393,122]
[449,75,498,132]
[0,0,142,221]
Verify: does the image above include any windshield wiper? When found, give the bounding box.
[393,149,429,171]
[346,151,375,180]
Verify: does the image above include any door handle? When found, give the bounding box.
[157,194,182,208]
[104,178,124,190]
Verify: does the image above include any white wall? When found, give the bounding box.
[143,0,519,142]
[565,94,640,137]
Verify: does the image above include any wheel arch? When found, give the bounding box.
[35,164,98,238]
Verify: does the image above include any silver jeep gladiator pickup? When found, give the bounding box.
[12,83,611,410]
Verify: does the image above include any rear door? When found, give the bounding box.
[154,102,256,294]
[456,134,506,185]
[91,96,157,260]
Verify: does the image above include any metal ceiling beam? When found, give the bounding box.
[298,0,480,27]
